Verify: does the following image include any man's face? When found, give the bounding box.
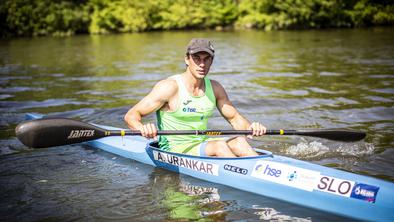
[185,52,213,78]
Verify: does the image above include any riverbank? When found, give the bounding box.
[1,0,393,37]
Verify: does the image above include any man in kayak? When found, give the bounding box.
[124,38,266,157]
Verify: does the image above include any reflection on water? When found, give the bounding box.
[253,206,311,221]
[0,28,393,220]
[151,170,224,221]
[153,171,336,221]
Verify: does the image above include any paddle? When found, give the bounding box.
[15,118,366,148]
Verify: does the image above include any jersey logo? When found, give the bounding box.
[183,107,196,112]
[183,100,192,105]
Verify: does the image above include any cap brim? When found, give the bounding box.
[189,48,214,56]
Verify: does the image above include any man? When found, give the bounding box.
[124,38,266,157]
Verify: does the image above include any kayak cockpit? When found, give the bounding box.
[147,142,273,160]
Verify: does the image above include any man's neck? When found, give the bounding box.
[182,70,205,96]
[183,69,204,87]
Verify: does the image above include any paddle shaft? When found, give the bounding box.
[109,129,297,136]
[113,129,253,136]
[16,118,366,148]
[107,129,364,141]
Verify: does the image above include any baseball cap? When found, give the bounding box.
[186,38,215,56]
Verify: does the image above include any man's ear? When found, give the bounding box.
[184,55,190,66]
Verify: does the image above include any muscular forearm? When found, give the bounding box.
[124,110,158,139]
[228,113,251,130]
[228,113,266,137]
[124,110,144,130]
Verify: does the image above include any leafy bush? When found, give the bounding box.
[1,0,89,37]
[0,0,392,37]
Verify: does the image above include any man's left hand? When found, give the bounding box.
[248,122,266,138]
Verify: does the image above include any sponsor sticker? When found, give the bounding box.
[224,164,248,175]
[153,151,219,176]
[316,176,355,197]
[251,161,320,191]
[315,176,380,203]
[350,183,379,203]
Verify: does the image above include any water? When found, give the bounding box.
[1,28,393,221]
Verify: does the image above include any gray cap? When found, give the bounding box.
[186,38,215,56]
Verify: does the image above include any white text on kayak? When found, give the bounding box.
[153,151,219,176]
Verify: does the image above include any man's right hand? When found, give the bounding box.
[139,123,158,139]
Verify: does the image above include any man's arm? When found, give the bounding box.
[124,79,177,138]
[212,80,266,136]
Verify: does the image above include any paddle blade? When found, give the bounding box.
[16,118,107,148]
[297,130,366,142]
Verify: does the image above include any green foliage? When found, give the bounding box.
[236,0,355,30]
[1,0,89,37]
[349,0,394,26]
[87,0,239,32]
[88,0,150,34]
[0,0,393,37]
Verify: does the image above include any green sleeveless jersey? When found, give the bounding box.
[156,75,216,153]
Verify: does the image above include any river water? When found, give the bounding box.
[0,28,393,221]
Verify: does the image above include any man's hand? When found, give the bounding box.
[139,123,158,140]
[248,122,266,139]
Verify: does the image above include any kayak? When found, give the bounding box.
[25,113,394,221]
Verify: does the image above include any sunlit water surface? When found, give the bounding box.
[1,28,393,221]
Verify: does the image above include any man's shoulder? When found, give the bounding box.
[158,75,178,87]
[166,74,180,81]
[209,79,224,90]
[208,79,227,99]
[153,76,178,94]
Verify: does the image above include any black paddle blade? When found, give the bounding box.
[15,118,107,148]
[297,130,366,142]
